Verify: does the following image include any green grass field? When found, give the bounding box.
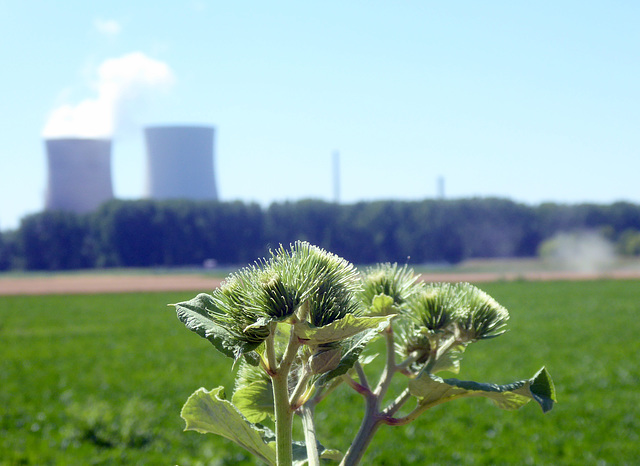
[1,280,639,465]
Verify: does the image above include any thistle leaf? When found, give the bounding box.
[430,344,466,374]
[370,294,397,316]
[294,314,394,345]
[181,387,276,465]
[232,380,274,423]
[315,322,387,386]
[408,366,556,413]
[173,294,252,361]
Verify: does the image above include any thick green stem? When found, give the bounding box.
[272,370,294,466]
[300,403,320,466]
[270,320,302,466]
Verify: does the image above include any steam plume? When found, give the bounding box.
[42,52,175,138]
[540,231,616,273]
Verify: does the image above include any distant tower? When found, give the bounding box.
[437,176,445,199]
[45,138,114,213]
[145,125,218,200]
[333,150,340,203]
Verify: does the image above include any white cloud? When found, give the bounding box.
[94,18,122,36]
[43,52,175,138]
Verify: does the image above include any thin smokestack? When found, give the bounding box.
[437,176,445,199]
[333,150,340,203]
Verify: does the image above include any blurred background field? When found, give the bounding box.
[1,279,639,465]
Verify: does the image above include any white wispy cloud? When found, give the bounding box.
[43,52,175,138]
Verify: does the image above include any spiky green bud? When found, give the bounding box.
[407,283,460,334]
[359,263,422,315]
[453,283,510,341]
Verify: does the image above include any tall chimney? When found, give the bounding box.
[144,125,218,200]
[45,138,114,213]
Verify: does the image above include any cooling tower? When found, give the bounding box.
[45,138,114,213]
[145,125,218,200]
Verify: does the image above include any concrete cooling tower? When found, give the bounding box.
[144,125,218,200]
[45,138,114,213]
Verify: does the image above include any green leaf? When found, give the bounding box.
[316,319,390,386]
[173,294,264,361]
[294,314,394,345]
[173,294,236,359]
[431,344,466,374]
[409,367,556,413]
[370,294,396,316]
[232,380,274,424]
[319,449,344,462]
[181,387,276,465]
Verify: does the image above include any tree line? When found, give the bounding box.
[2,198,640,271]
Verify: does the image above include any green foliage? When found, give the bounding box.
[408,367,555,413]
[358,263,420,315]
[181,387,278,465]
[16,211,93,270]
[293,314,392,346]
[0,230,16,270]
[175,242,364,364]
[175,292,268,362]
[64,396,157,449]
[172,244,557,465]
[9,198,640,271]
[616,228,640,256]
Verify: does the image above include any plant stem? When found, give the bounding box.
[265,322,278,375]
[381,388,411,418]
[374,324,396,399]
[272,369,294,466]
[341,324,397,465]
[289,368,312,409]
[300,403,320,466]
[354,361,370,390]
[340,395,381,466]
[342,374,372,396]
[386,394,463,426]
[271,319,302,466]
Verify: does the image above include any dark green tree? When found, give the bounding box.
[17,211,92,270]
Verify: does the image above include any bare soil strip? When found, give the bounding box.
[2,270,640,296]
[0,275,223,296]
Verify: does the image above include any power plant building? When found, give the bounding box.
[144,125,218,201]
[44,138,114,213]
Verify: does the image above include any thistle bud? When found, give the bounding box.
[309,347,342,374]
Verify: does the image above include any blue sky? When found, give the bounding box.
[1,1,639,230]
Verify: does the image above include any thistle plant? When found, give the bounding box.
[173,241,556,465]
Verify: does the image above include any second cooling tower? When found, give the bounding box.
[145,125,218,200]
